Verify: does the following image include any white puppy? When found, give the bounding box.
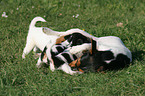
[22,16,96,59]
[22,17,59,59]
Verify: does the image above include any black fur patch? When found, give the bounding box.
[73,54,77,60]
[61,52,74,63]
[52,56,65,68]
[64,33,91,46]
[41,47,47,61]
[101,51,114,61]
[80,50,130,72]
[51,44,66,57]
[104,53,130,70]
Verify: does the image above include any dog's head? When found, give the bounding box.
[56,33,91,46]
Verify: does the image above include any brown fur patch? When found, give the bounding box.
[43,53,47,60]
[89,39,93,55]
[78,68,84,73]
[89,49,92,55]
[55,36,66,44]
[97,66,104,72]
[69,57,81,67]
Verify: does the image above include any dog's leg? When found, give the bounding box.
[36,57,43,68]
[36,52,48,68]
[33,46,39,52]
[49,59,55,71]
[33,47,41,59]
[45,45,56,71]
[58,63,82,75]
[22,39,35,59]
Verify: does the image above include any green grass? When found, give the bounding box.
[0,0,145,95]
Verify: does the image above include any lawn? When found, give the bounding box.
[0,0,145,95]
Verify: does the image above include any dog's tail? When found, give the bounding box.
[29,17,46,28]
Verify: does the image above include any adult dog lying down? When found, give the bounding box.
[38,29,132,75]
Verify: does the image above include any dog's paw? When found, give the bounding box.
[69,71,83,75]
[22,53,26,59]
[50,63,55,72]
[36,63,42,68]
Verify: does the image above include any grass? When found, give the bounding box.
[0,0,145,95]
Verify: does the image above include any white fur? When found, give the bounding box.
[57,63,82,75]
[43,27,96,39]
[23,17,132,75]
[95,36,132,62]
[68,43,91,58]
[22,17,93,59]
[22,17,59,59]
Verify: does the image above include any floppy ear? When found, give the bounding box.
[64,34,72,40]
[56,34,72,44]
[69,57,81,67]
[89,39,97,55]
[55,35,66,44]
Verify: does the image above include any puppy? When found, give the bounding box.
[36,33,91,75]
[22,17,95,59]
[69,37,132,72]
[22,17,59,59]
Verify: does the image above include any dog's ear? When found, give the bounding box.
[56,35,66,44]
[64,34,72,41]
[69,58,81,67]
[55,34,72,44]
[78,68,84,73]
[89,39,97,55]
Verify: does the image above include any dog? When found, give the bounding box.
[22,17,60,59]
[36,33,91,75]
[69,36,132,72]
[22,17,95,59]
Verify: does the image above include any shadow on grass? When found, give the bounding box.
[106,50,145,72]
[131,50,145,63]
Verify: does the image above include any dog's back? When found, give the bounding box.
[96,36,132,62]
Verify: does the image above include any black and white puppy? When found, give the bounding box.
[36,33,91,75]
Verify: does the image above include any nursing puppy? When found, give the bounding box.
[22,17,59,59]
[36,33,91,75]
[69,37,132,72]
